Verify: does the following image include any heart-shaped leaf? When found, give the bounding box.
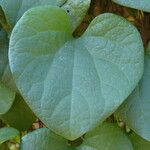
[0,94,36,131]
[0,0,90,31]
[0,127,19,144]
[9,6,144,140]
[130,133,150,150]
[112,0,150,12]
[115,42,150,141]
[21,123,133,150]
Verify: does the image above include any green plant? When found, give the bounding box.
[0,0,150,149]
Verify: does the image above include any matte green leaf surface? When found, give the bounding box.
[0,94,36,131]
[9,6,144,140]
[115,42,150,141]
[0,127,19,144]
[21,123,133,150]
[130,133,150,150]
[0,0,90,31]
[112,0,150,12]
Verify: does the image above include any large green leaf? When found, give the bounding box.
[9,6,144,140]
[130,133,150,150]
[0,0,90,31]
[115,42,150,141]
[78,123,133,150]
[21,123,133,150]
[0,127,19,144]
[112,0,150,12]
[0,94,36,131]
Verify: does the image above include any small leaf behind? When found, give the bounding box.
[112,0,150,12]
[0,94,36,131]
[0,127,19,144]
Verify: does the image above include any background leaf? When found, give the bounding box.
[0,94,36,131]
[0,29,8,80]
[112,0,150,12]
[0,29,15,114]
[130,133,150,150]
[0,0,90,32]
[1,64,18,92]
[62,0,91,31]
[0,0,60,28]
[0,83,15,115]
[21,128,76,150]
[115,42,150,141]
[0,127,19,144]
[0,142,10,150]
[21,123,134,150]
[78,123,133,150]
